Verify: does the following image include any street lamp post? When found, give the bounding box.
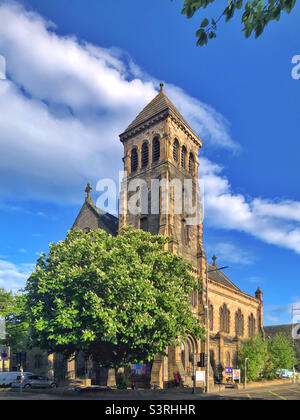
[205,261,229,393]
[244,358,248,389]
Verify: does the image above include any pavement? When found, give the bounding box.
[0,382,299,400]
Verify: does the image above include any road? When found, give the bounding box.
[0,383,299,400]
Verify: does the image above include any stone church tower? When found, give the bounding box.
[118,83,208,387]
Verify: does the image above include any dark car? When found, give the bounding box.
[12,375,58,389]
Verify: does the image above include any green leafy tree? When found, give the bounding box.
[25,227,205,371]
[0,289,29,350]
[237,335,268,381]
[173,0,297,46]
[268,332,298,371]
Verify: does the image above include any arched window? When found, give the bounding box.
[235,309,244,337]
[226,352,231,368]
[189,287,197,307]
[141,142,149,168]
[152,137,160,162]
[181,146,187,169]
[181,218,186,244]
[131,148,138,172]
[248,313,256,337]
[181,342,185,368]
[188,153,195,175]
[220,304,230,334]
[173,139,179,162]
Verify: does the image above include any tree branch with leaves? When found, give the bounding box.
[173,0,297,46]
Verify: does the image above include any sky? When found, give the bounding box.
[0,0,300,326]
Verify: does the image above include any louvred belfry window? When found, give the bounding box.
[152,137,160,162]
[141,142,149,168]
[173,139,179,162]
[181,146,187,169]
[131,148,138,172]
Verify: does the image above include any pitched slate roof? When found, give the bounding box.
[121,87,201,145]
[207,264,241,292]
[72,198,118,236]
[264,324,294,339]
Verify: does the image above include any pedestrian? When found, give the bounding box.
[175,372,181,388]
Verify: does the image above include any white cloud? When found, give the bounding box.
[0,2,238,204]
[0,260,34,292]
[264,299,300,325]
[265,315,280,323]
[165,84,240,152]
[200,157,300,255]
[206,242,255,265]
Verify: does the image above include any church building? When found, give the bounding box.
[71,83,264,388]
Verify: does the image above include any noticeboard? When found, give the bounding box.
[233,369,241,382]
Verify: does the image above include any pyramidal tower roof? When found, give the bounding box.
[120,83,202,146]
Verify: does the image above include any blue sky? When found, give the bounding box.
[0,0,300,326]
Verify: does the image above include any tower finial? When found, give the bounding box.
[212,255,217,267]
[85,183,92,201]
[160,82,164,93]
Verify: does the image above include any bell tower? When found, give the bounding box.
[119,83,206,273]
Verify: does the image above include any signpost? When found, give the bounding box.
[244,358,248,389]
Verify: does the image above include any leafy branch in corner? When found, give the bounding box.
[172,0,297,46]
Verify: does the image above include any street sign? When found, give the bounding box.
[0,346,9,361]
[196,370,205,383]
[225,367,233,374]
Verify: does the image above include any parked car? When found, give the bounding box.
[276,369,300,379]
[0,372,34,388]
[12,375,58,389]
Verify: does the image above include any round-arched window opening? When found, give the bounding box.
[141,142,149,168]
[131,148,138,172]
[173,139,179,162]
[152,137,160,163]
[181,146,187,169]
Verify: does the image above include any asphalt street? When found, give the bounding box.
[0,383,299,400]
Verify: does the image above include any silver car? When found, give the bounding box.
[12,374,58,389]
